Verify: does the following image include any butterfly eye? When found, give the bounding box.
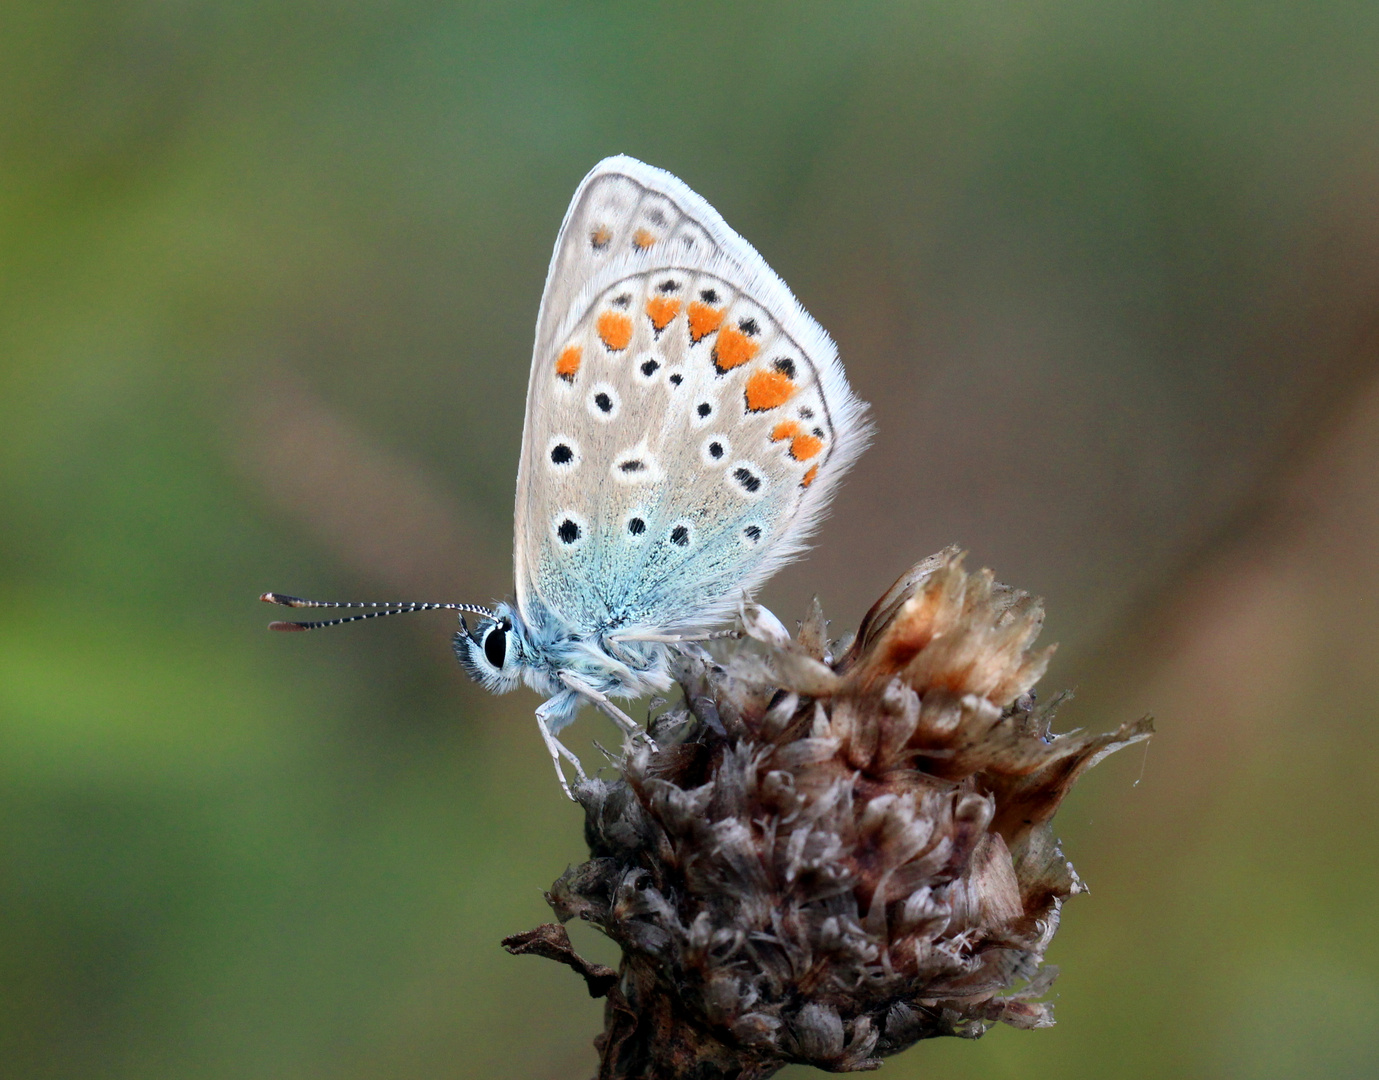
[484,622,507,668]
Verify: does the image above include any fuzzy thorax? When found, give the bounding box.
[453,599,674,731]
[505,548,1152,1078]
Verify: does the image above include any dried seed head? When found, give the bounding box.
[514,549,1152,1078]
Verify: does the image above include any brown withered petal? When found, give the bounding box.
[510,549,1152,1079]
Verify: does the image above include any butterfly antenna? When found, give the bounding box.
[260,592,495,632]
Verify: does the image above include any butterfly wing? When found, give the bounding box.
[513,156,870,635]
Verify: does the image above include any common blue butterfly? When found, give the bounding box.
[264,156,871,795]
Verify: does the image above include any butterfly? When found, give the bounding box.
[264,156,871,796]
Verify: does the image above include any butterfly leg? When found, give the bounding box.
[558,671,659,752]
[535,695,587,801]
[602,636,649,668]
[611,629,740,644]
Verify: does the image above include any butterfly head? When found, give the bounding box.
[453,602,528,694]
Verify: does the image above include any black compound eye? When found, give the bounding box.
[483,624,507,668]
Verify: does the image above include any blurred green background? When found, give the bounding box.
[3,2,1379,1077]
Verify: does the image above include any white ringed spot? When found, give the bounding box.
[727,461,767,500]
[546,436,581,470]
[553,511,589,548]
[700,435,730,467]
[586,382,621,422]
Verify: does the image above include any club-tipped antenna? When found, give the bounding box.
[260,592,495,632]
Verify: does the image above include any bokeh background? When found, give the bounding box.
[3,2,1379,1077]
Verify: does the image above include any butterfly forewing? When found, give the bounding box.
[514,157,869,635]
[531,171,717,361]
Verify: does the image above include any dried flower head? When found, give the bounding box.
[505,549,1151,1078]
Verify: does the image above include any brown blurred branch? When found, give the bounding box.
[228,369,508,599]
[1078,321,1379,714]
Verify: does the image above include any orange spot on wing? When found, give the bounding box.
[712,324,759,372]
[744,370,796,412]
[801,464,819,487]
[632,228,656,249]
[597,311,633,351]
[687,302,724,342]
[769,419,821,459]
[645,296,681,332]
[590,225,612,249]
[555,346,581,381]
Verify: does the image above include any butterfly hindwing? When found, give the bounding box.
[514,157,869,634]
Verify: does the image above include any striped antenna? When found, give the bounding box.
[260,592,495,632]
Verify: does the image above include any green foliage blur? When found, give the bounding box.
[3,3,1378,1077]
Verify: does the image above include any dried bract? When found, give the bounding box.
[508,549,1151,1079]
